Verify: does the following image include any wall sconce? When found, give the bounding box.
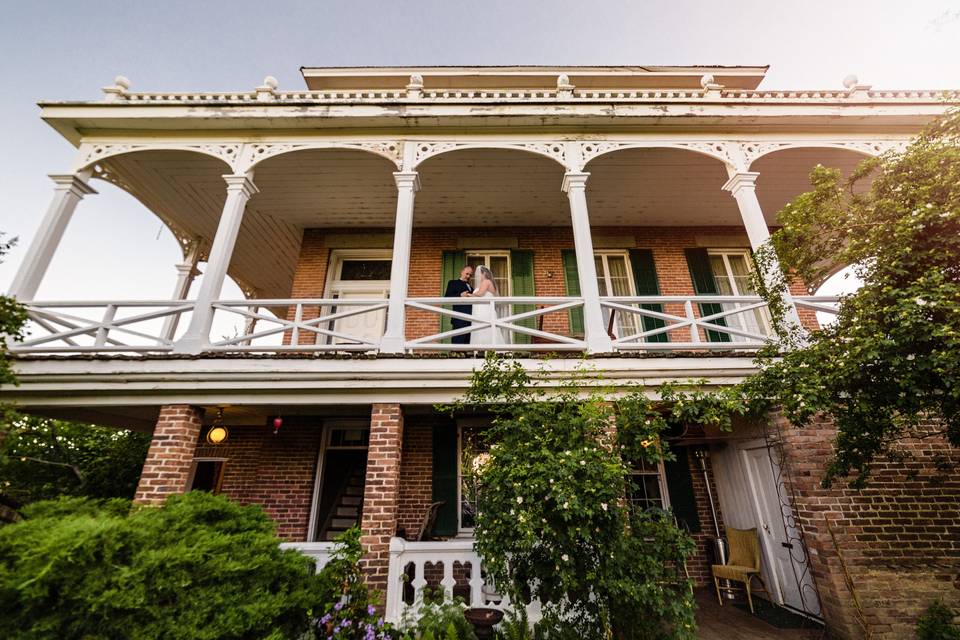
[206,407,229,445]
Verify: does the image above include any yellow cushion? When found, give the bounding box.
[711,564,759,581]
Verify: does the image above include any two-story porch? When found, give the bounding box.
[5,66,957,637]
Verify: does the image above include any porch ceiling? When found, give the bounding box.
[99,145,871,299]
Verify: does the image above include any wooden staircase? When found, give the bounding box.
[320,464,366,541]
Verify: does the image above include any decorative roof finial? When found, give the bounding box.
[102,75,131,101]
[700,74,723,94]
[843,74,858,90]
[262,75,278,90]
[256,75,279,101]
[406,73,424,98]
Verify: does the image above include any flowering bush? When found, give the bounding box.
[446,356,698,639]
[315,527,395,639]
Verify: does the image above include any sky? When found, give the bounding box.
[1,0,958,304]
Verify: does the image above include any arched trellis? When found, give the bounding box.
[240,141,403,172]
[744,140,909,169]
[578,140,737,171]
[412,141,568,170]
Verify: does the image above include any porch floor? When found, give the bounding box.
[694,590,825,640]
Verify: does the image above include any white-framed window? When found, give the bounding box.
[466,251,511,295]
[594,251,640,338]
[707,249,772,340]
[628,459,670,512]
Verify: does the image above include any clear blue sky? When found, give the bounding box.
[1,0,958,300]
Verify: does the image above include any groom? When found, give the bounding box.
[444,264,474,344]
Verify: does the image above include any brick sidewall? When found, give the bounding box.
[193,422,323,540]
[772,413,960,640]
[134,405,204,505]
[360,403,405,596]
[397,417,433,539]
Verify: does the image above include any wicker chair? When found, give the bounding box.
[711,527,772,613]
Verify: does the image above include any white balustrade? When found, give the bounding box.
[14,301,196,353]
[405,297,585,351]
[385,537,541,625]
[9,295,841,355]
[278,541,335,571]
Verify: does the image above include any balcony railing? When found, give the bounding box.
[11,295,840,355]
[280,538,542,624]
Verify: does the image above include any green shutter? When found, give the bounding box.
[431,424,459,537]
[664,447,701,533]
[628,249,668,343]
[561,250,584,337]
[684,248,730,343]
[510,250,535,345]
[440,251,467,343]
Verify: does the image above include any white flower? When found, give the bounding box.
[601,503,608,511]
[914,297,929,306]
[561,554,569,562]
[580,460,586,466]
[562,501,569,509]
[516,496,524,504]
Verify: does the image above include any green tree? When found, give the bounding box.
[0,233,27,387]
[744,109,960,485]
[0,414,151,508]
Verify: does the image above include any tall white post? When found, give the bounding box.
[563,172,613,354]
[379,170,420,353]
[173,173,257,354]
[159,238,203,342]
[722,171,804,330]
[8,173,97,300]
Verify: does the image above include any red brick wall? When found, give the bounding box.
[360,403,404,596]
[772,413,960,639]
[686,450,726,586]
[287,226,817,344]
[135,405,204,505]
[193,422,323,540]
[397,417,434,539]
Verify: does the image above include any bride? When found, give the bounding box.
[467,265,505,346]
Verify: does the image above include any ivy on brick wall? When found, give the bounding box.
[743,109,960,486]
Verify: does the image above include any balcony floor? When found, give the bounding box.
[694,590,824,640]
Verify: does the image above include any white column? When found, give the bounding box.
[159,238,203,342]
[173,173,257,354]
[722,171,804,330]
[379,171,420,353]
[8,173,97,300]
[563,172,613,354]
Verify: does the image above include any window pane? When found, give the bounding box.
[726,254,757,296]
[339,260,392,281]
[490,256,509,295]
[594,256,608,296]
[709,256,734,294]
[606,256,632,296]
[628,471,665,512]
[460,428,489,530]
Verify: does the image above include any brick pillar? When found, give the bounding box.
[134,405,205,505]
[360,403,404,596]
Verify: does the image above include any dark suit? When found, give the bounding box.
[444,279,473,344]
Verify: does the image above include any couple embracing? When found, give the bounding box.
[443,264,503,345]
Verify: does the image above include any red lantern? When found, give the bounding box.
[272,416,283,435]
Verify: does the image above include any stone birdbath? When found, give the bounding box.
[464,607,504,639]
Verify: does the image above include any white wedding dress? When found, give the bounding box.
[471,290,505,346]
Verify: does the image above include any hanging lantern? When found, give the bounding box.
[206,407,229,445]
[272,415,283,435]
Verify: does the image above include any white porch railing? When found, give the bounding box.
[404,297,585,351]
[10,295,841,355]
[385,537,541,624]
[208,298,389,351]
[15,300,195,353]
[279,541,335,571]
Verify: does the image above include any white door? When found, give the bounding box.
[742,446,822,616]
[328,289,387,345]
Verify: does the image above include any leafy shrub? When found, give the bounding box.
[315,526,395,639]
[404,594,476,640]
[0,492,319,639]
[917,601,960,640]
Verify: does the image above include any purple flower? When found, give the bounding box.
[320,614,331,624]
[334,602,343,611]
[367,605,376,616]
